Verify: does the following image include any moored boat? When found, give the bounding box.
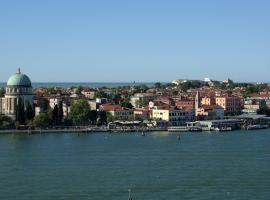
[168,126,188,132]
[247,124,268,130]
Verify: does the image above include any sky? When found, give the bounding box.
[0,0,270,83]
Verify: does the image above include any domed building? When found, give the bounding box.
[0,69,34,119]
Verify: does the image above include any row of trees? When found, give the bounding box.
[33,99,107,128]
[69,99,106,125]
[15,98,35,124]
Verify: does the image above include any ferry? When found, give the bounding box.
[247,124,268,130]
[168,126,188,132]
[188,126,203,132]
[213,127,232,132]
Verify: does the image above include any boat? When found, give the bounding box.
[188,126,202,132]
[247,124,268,130]
[168,126,188,132]
[214,127,232,132]
[128,189,133,200]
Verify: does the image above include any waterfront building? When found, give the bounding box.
[100,104,134,121]
[133,108,150,121]
[151,107,190,126]
[0,69,34,119]
[216,95,242,115]
[196,105,224,119]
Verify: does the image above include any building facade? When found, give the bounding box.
[216,96,242,115]
[151,108,191,126]
[0,69,34,119]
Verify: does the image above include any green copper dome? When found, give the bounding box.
[7,69,32,87]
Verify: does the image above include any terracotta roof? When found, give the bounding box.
[250,93,270,98]
[101,104,131,111]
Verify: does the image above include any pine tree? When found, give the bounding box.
[52,104,59,125]
[26,102,35,121]
[16,98,25,124]
[58,101,64,124]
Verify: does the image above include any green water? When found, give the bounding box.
[0,130,270,200]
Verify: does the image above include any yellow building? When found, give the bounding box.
[201,96,215,106]
[151,108,192,126]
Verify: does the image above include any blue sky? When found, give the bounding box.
[0,0,269,82]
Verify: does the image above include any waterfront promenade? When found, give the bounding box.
[0,125,268,134]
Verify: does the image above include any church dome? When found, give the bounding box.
[7,68,32,87]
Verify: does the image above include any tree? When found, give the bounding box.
[257,103,270,116]
[154,82,162,89]
[120,100,133,109]
[97,111,107,125]
[0,87,5,97]
[52,104,59,125]
[0,114,13,128]
[25,102,35,121]
[136,99,149,108]
[106,112,115,123]
[69,99,91,125]
[180,80,201,92]
[41,99,49,112]
[58,101,64,123]
[33,113,50,127]
[88,110,98,124]
[16,98,25,124]
[76,86,83,95]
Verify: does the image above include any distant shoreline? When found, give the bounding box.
[0,82,160,88]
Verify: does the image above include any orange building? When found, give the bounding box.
[215,96,242,115]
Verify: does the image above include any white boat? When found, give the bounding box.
[247,125,268,130]
[168,126,188,132]
[188,126,202,132]
[214,127,232,132]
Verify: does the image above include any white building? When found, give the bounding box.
[130,93,157,108]
[0,69,34,119]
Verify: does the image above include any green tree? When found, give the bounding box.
[0,114,13,128]
[106,112,115,123]
[76,86,83,95]
[33,113,50,127]
[41,99,49,112]
[16,98,25,124]
[180,80,201,92]
[88,110,98,124]
[97,111,107,125]
[154,82,162,89]
[58,101,64,123]
[0,87,5,97]
[25,102,35,121]
[69,99,90,125]
[120,100,133,109]
[257,103,270,116]
[52,104,59,125]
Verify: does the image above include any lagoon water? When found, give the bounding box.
[0,130,270,200]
